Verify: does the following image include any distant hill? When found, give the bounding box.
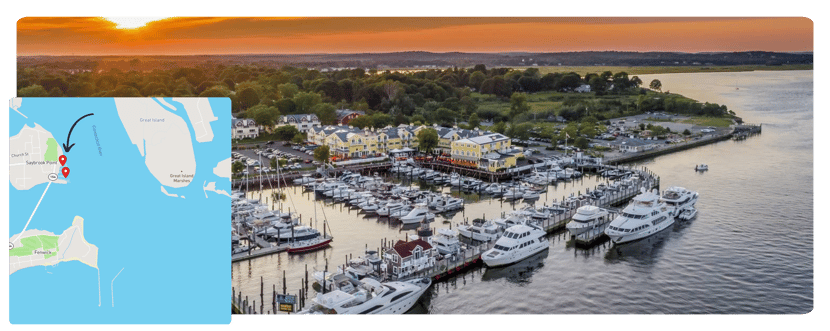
[18,51,813,72]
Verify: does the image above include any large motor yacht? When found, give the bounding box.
[566,205,610,236]
[659,186,699,217]
[482,223,549,267]
[605,189,673,244]
[301,277,431,314]
[431,228,462,255]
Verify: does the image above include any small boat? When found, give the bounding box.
[678,207,698,221]
[695,164,709,171]
[293,174,315,185]
[399,203,434,224]
[522,190,541,200]
[287,235,333,253]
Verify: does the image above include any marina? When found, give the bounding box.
[232,70,812,314]
[231,156,663,313]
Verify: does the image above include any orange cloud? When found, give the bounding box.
[17,17,813,55]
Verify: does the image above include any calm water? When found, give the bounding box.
[232,70,813,314]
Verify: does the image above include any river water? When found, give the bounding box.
[232,70,812,314]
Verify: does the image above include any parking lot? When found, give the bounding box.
[233,141,319,176]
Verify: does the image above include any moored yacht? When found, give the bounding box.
[301,277,431,314]
[399,203,434,224]
[605,189,673,244]
[565,205,610,236]
[431,228,462,255]
[457,219,501,242]
[481,223,549,267]
[659,186,699,217]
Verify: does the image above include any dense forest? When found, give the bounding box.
[17,61,734,140]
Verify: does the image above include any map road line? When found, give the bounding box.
[11,181,52,243]
[112,268,124,307]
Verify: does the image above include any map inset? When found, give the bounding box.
[9,98,230,324]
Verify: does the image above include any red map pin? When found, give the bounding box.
[59,155,67,166]
[62,167,70,178]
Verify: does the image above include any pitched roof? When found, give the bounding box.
[336,109,365,122]
[389,239,432,258]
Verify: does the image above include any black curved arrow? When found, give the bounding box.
[62,113,94,153]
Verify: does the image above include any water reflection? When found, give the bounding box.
[481,249,550,284]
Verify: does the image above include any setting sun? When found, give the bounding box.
[103,17,168,29]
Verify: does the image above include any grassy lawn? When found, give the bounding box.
[680,116,734,127]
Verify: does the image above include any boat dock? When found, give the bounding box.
[232,226,289,262]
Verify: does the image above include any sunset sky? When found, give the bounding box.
[17,17,813,56]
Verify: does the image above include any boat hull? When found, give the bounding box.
[288,238,332,253]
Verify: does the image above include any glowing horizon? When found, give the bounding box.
[17,17,813,56]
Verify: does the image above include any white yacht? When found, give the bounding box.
[457,219,501,242]
[399,203,434,224]
[482,223,549,267]
[502,187,525,201]
[565,205,610,236]
[301,277,431,314]
[378,200,407,217]
[695,164,709,171]
[522,189,541,200]
[432,197,463,213]
[431,228,461,255]
[660,186,699,217]
[293,174,315,185]
[605,189,673,244]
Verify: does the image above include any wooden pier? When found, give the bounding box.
[232,162,392,190]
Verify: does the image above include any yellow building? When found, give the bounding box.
[452,133,523,172]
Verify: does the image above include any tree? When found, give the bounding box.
[683,129,692,136]
[509,92,530,119]
[469,71,486,90]
[630,76,643,88]
[588,76,607,95]
[467,113,480,129]
[348,115,373,129]
[270,157,279,170]
[278,83,300,99]
[314,145,330,164]
[416,128,439,154]
[251,109,274,129]
[491,121,507,134]
[237,87,260,110]
[232,161,245,175]
[639,123,646,130]
[574,137,590,149]
[650,79,662,92]
[291,132,306,144]
[274,125,300,141]
[293,91,322,113]
[313,103,337,125]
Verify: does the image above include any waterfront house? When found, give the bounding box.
[451,133,523,171]
[232,118,259,140]
[385,239,436,279]
[277,114,320,132]
[614,138,657,153]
